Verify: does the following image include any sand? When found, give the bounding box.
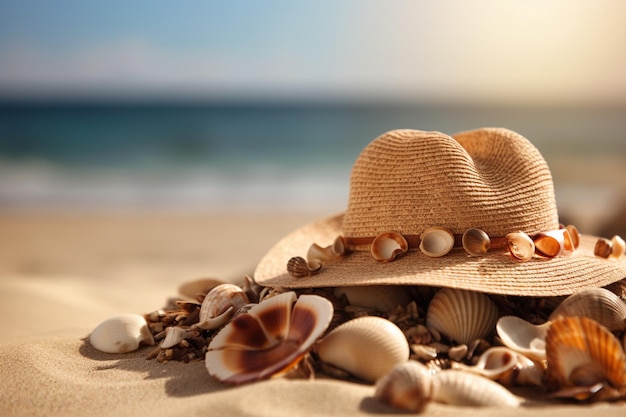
[1,209,626,417]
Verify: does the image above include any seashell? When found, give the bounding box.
[316,316,410,383]
[420,227,454,257]
[374,361,434,412]
[564,225,580,251]
[610,235,626,259]
[549,288,626,331]
[307,236,345,264]
[462,228,490,256]
[545,316,626,397]
[505,232,535,261]
[426,288,499,345]
[431,370,522,407]
[333,285,412,312]
[533,230,564,257]
[371,232,408,262]
[594,238,612,258]
[287,256,322,277]
[451,346,518,381]
[206,291,333,384]
[90,314,155,353]
[160,326,188,349]
[196,283,250,330]
[495,315,550,362]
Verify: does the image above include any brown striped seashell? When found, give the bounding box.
[205,291,333,384]
[90,314,155,353]
[495,315,550,362]
[431,370,522,407]
[374,361,434,412]
[426,288,499,345]
[316,316,410,383]
[505,232,535,261]
[533,230,564,257]
[419,227,454,257]
[333,285,412,312]
[371,232,408,262]
[462,228,490,256]
[545,316,626,400]
[196,283,250,330]
[549,288,626,331]
[286,256,322,277]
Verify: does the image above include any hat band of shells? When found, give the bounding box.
[287,225,626,277]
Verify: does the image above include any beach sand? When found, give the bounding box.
[2,209,626,417]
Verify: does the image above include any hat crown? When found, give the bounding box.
[342,128,559,238]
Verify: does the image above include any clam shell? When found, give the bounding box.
[426,288,499,345]
[420,227,454,257]
[505,232,535,261]
[196,283,250,330]
[371,232,408,262]
[549,288,626,331]
[462,228,490,256]
[316,316,410,383]
[495,315,549,362]
[333,285,412,312]
[90,314,155,353]
[431,370,522,407]
[374,361,433,412]
[545,316,626,391]
[206,291,333,384]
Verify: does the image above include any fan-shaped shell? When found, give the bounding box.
[374,361,433,412]
[205,291,333,384]
[196,283,250,330]
[549,288,626,331]
[316,316,410,383]
[90,314,155,353]
[420,227,454,257]
[371,232,408,262]
[426,288,499,345]
[431,370,522,407]
[333,285,412,312]
[545,316,626,392]
[495,315,549,362]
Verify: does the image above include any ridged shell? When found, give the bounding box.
[333,285,412,312]
[495,315,549,362]
[90,314,155,353]
[420,227,454,257]
[431,370,522,407]
[196,283,250,330]
[286,256,321,278]
[545,316,626,392]
[426,288,499,345]
[371,232,408,262]
[549,288,626,331]
[316,316,410,383]
[206,291,333,384]
[505,232,535,261]
[374,361,433,412]
[462,228,490,256]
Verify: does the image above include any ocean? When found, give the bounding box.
[1,101,625,214]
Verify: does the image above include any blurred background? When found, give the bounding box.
[1,0,626,235]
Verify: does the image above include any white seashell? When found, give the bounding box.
[90,314,155,353]
[610,235,626,259]
[206,291,333,384]
[316,316,410,383]
[496,315,549,362]
[160,326,188,349]
[431,370,522,407]
[196,283,250,330]
[420,227,454,257]
[333,285,412,312]
[374,361,434,412]
[426,288,499,345]
[549,288,626,331]
[371,232,408,262]
[462,228,490,256]
[505,232,535,261]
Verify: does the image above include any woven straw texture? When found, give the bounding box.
[254,128,626,296]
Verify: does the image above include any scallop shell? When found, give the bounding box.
[371,232,408,262]
[205,291,333,384]
[505,232,535,261]
[431,370,522,407]
[549,288,626,331]
[90,314,155,353]
[196,283,250,330]
[420,227,454,257]
[333,285,412,312]
[374,361,434,412]
[316,316,410,383]
[426,288,499,345]
[462,228,490,256]
[495,315,549,362]
[545,316,626,393]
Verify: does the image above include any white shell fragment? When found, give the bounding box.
[419,227,454,257]
[160,326,189,349]
[496,315,550,362]
[196,283,250,330]
[316,316,410,383]
[432,370,522,407]
[374,360,433,412]
[371,232,408,262]
[90,314,155,353]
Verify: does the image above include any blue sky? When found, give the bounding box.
[1,0,625,103]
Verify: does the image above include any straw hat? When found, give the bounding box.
[254,128,626,296]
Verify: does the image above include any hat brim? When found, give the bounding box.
[254,213,626,296]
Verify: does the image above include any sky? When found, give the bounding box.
[1,0,625,103]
